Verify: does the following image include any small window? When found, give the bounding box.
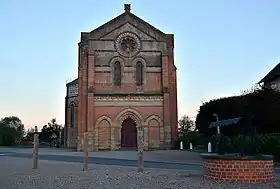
[114,61,122,86]
[136,61,143,86]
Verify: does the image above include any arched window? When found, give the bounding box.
[114,61,121,86]
[70,103,75,128]
[136,61,143,86]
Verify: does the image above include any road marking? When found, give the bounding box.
[0,154,6,156]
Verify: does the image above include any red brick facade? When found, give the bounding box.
[72,4,178,151]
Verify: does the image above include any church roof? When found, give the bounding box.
[80,4,172,43]
[258,63,280,84]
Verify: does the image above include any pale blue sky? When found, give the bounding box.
[1,0,279,128]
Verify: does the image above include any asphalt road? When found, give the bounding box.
[0,151,203,171]
[1,151,280,175]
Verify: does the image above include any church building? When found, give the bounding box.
[64,4,178,151]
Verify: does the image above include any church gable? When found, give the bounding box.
[88,4,167,42]
[100,23,156,41]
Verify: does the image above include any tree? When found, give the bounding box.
[24,127,36,141]
[41,118,62,134]
[0,116,25,146]
[27,127,35,133]
[178,115,194,135]
[40,118,63,146]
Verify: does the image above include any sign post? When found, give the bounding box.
[83,132,89,171]
[33,133,39,169]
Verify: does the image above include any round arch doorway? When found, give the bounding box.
[121,118,137,148]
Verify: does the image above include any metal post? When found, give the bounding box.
[213,113,220,134]
[138,126,144,172]
[33,133,39,169]
[217,126,220,134]
[83,132,88,171]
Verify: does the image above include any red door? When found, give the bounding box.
[121,118,137,148]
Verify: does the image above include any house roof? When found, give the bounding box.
[66,78,78,86]
[258,63,280,84]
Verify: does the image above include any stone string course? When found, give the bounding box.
[94,95,163,101]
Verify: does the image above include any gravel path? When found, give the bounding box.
[0,157,279,189]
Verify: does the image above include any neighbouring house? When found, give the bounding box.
[64,4,178,151]
[258,62,280,91]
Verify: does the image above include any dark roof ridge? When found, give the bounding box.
[258,62,280,84]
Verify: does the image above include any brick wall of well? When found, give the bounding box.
[203,159,275,183]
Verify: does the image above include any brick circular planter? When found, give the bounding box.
[200,153,275,184]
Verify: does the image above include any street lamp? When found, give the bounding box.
[213,113,220,134]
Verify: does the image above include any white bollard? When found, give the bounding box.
[180,141,183,150]
[208,142,212,153]
[189,142,193,150]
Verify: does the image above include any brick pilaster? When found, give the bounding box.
[77,45,89,151]
[173,69,178,139]
[166,34,178,147]
[162,55,171,146]
[110,127,115,150]
[87,53,95,150]
[77,47,83,139]
[82,52,88,134]
[169,56,178,144]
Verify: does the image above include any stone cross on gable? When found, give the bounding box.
[124,4,131,12]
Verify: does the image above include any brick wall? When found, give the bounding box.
[65,84,78,148]
[94,71,162,93]
[203,159,275,183]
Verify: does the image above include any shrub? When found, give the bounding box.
[222,134,280,161]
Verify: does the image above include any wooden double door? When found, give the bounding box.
[121,118,137,148]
